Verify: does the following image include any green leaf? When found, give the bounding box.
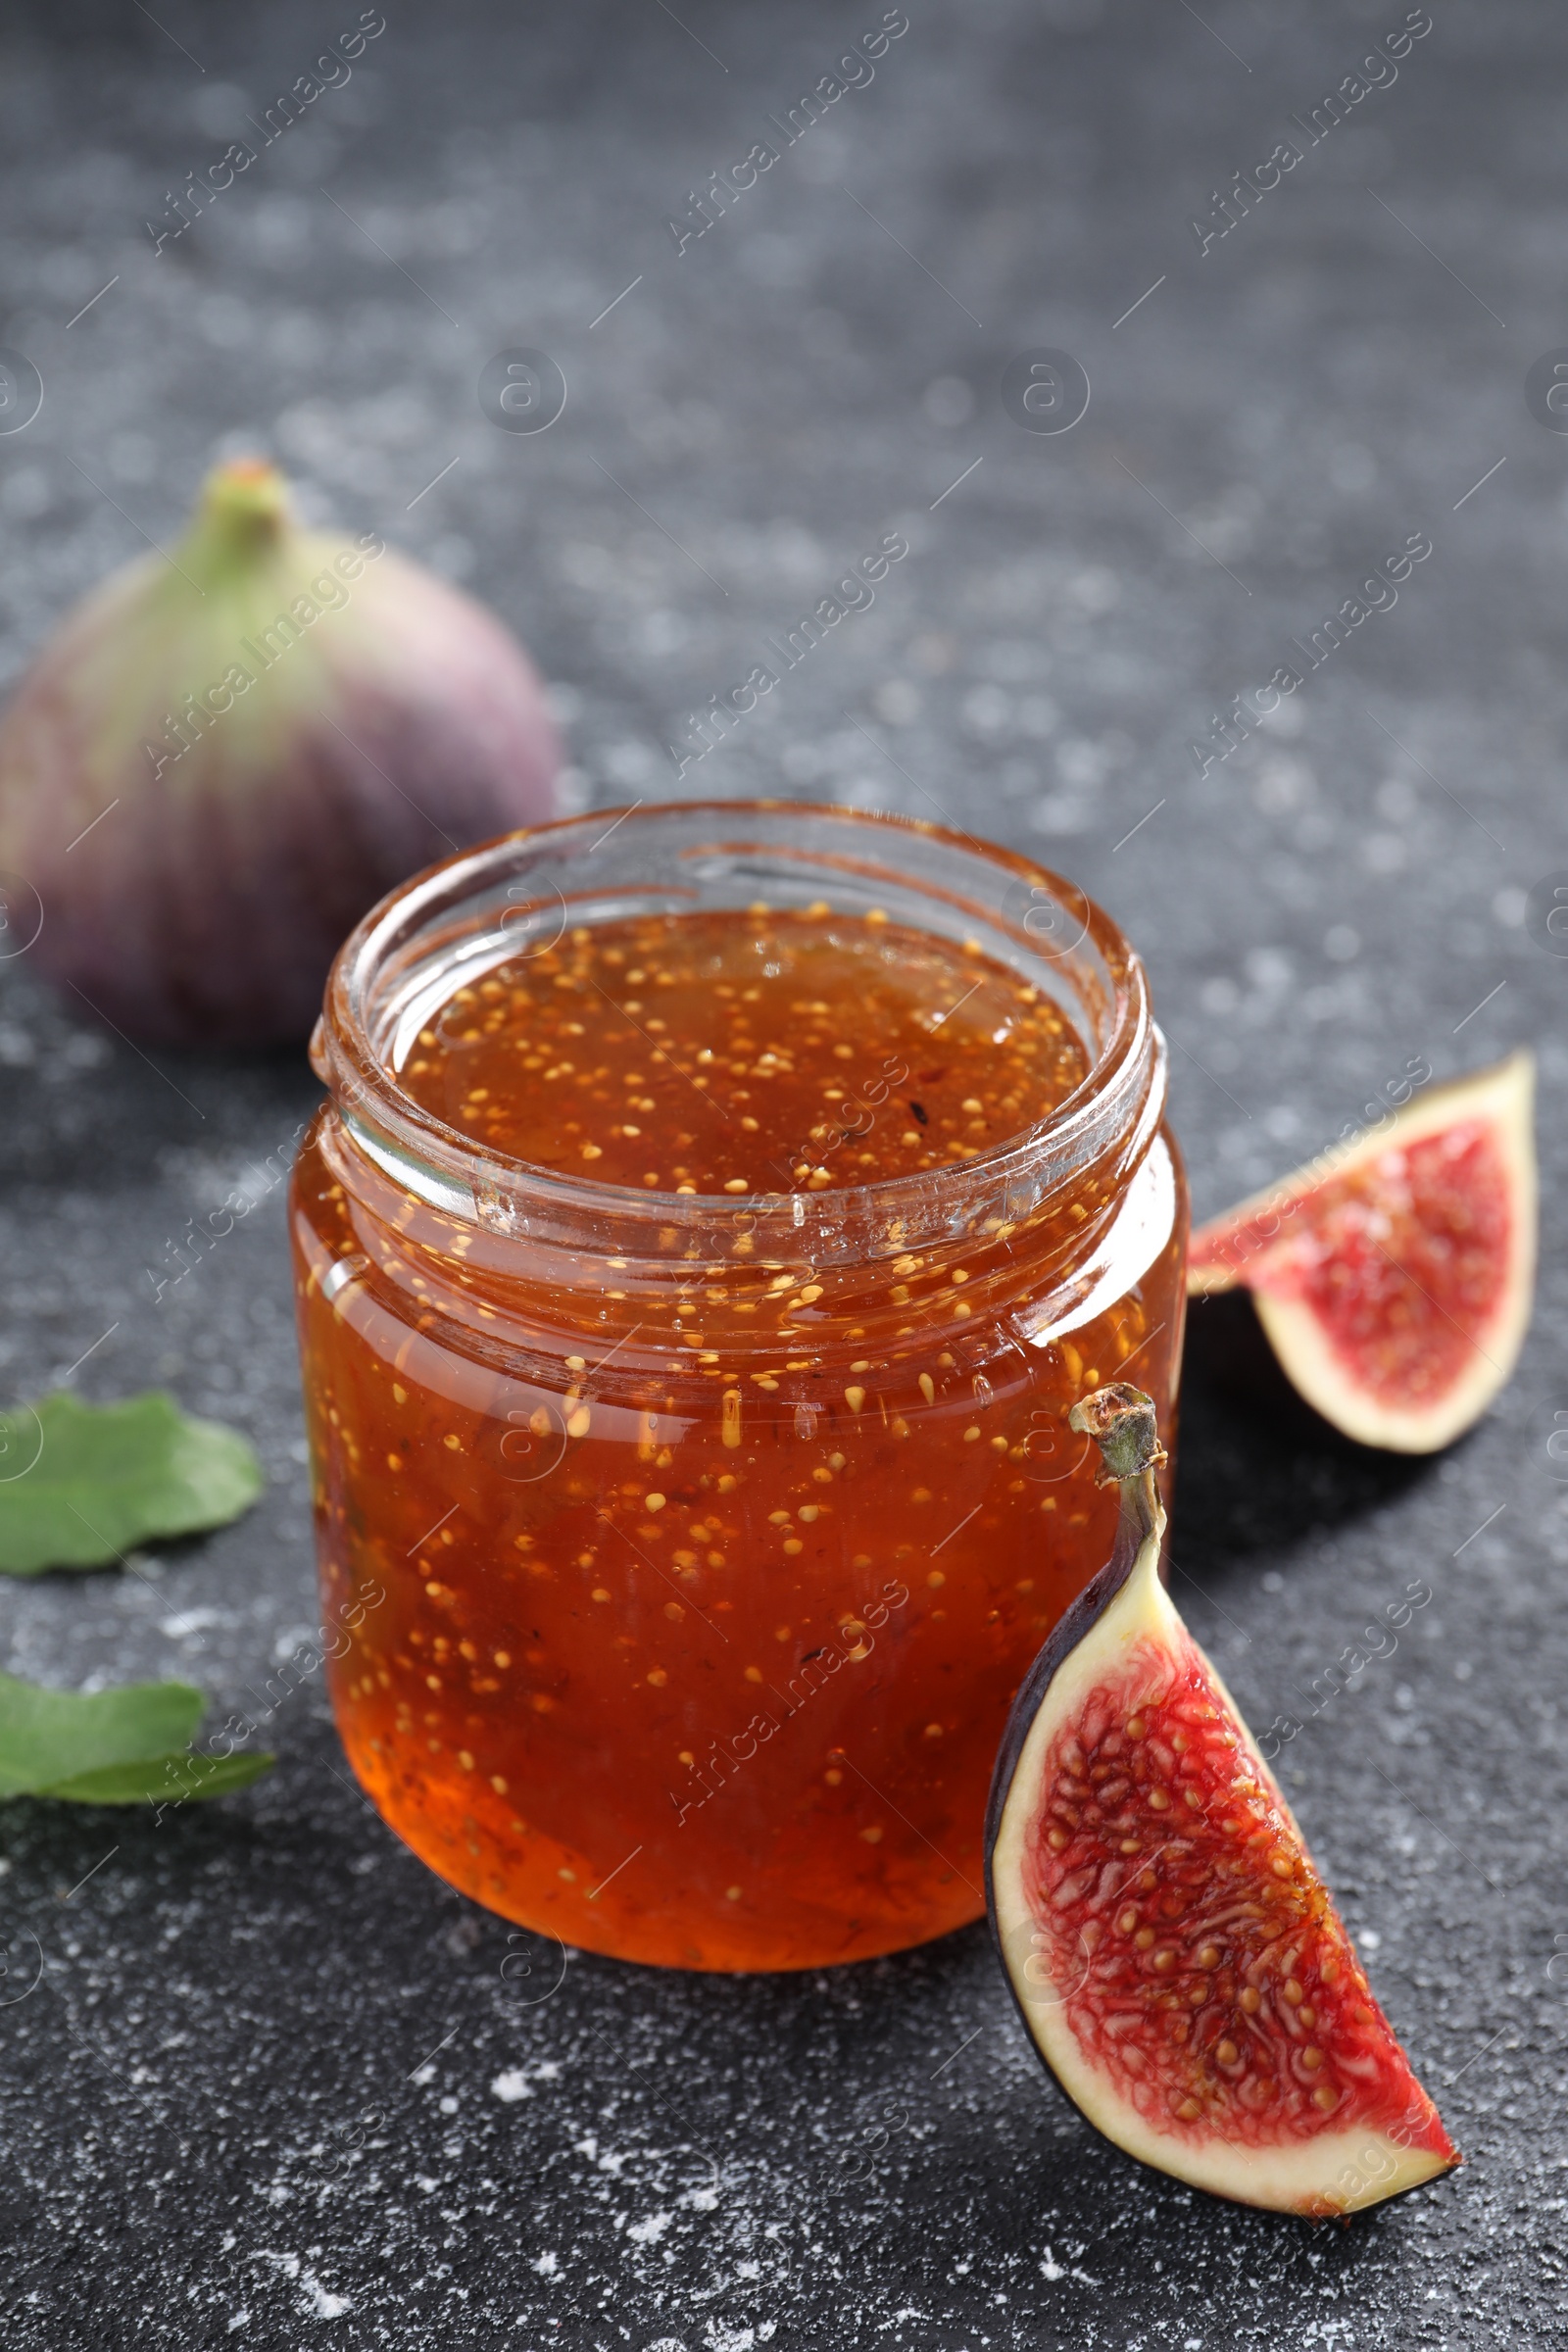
[0,1391,264,1576]
[0,1669,271,1805]
[0,1670,202,1794]
[35,1749,274,1805]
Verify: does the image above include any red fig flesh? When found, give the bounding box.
[0,460,561,1044]
[1187,1053,1535,1451]
[986,1385,1458,2217]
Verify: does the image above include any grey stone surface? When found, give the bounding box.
[1,1,1566,2344]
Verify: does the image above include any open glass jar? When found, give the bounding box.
[291,803,1186,1971]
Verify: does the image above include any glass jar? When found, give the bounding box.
[291,803,1187,1972]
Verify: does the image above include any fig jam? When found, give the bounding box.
[292,808,1187,1970]
[395,907,1092,1193]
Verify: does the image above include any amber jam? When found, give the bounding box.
[396,908,1092,1192]
[292,804,1187,1972]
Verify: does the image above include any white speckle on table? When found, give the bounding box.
[303,2275,352,2320]
[626,2211,671,2245]
[161,1607,229,1639]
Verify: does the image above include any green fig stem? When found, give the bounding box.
[173,458,293,590]
[1068,1382,1167,1550]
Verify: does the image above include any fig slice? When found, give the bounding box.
[1187,1052,1535,1452]
[985,1384,1458,2217]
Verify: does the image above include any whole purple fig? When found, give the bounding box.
[0,459,561,1045]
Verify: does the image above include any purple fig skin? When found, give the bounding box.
[0,460,562,1046]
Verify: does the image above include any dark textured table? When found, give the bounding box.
[2,2,1566,2344]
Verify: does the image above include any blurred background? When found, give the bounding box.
[1,4,1563,2346]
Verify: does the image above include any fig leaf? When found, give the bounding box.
[0,1669,272,1803]
[0,1392,264,1575]
[33,1750,274,1805]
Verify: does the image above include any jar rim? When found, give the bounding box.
[314,800,1165,1264]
